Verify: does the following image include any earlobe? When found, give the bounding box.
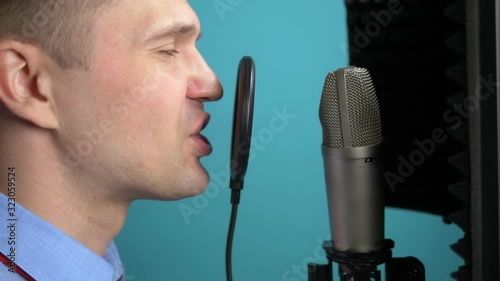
[0,42,60,129]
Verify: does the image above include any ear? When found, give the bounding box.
[0,41,59,129]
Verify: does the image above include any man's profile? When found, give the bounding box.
[0,0,223,280]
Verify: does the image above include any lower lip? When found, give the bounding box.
[192,134,213,155]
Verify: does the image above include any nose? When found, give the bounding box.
[187,51,223,102]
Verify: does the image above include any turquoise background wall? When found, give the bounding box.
[115,1,463,280]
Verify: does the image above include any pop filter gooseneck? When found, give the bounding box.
[226,56,256,281]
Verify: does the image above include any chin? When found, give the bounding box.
[168,166,210,200]
[186,172,210,197]
[132,170,210,201]
[187,160,211,192]
[153,160,211,200]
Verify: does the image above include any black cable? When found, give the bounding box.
[226,200,239,281]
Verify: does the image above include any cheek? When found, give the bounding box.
[141,81,187,145]
[143,63,187,114]
[92,58,159,117]
[93,53,130,97]
[85,56,188,150]
[112,69,188,145]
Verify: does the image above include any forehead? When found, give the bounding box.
[94,0,200,44]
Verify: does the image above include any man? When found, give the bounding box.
[0,0,223,280]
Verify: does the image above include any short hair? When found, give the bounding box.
[0,0,116,69]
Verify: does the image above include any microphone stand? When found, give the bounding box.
[308,239,425,281]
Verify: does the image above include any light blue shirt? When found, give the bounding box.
[0,193,124,281]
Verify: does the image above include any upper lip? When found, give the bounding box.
[193,113,211,135]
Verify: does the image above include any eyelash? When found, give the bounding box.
[160,49,180,57]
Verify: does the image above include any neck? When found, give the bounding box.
[0,120,130,257]
[15,179,130,257]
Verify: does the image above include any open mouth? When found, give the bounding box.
[195,133,212,148]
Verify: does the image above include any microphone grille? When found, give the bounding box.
[320,67,383,148]
[320,72,344,148]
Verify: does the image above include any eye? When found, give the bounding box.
[160,49,180,57]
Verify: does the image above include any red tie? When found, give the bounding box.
[0,252,36,281]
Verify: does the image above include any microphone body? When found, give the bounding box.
[319,67,385,254]
[322,145,384,253]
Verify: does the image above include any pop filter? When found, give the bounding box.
[226,56,255,281]
[229,56,255,199]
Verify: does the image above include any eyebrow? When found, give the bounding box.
[138,23,202,46]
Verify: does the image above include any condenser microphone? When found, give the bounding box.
[319,66,385,254]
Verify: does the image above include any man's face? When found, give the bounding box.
[53,0,222,200]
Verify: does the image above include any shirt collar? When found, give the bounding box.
[0,193,124,281]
